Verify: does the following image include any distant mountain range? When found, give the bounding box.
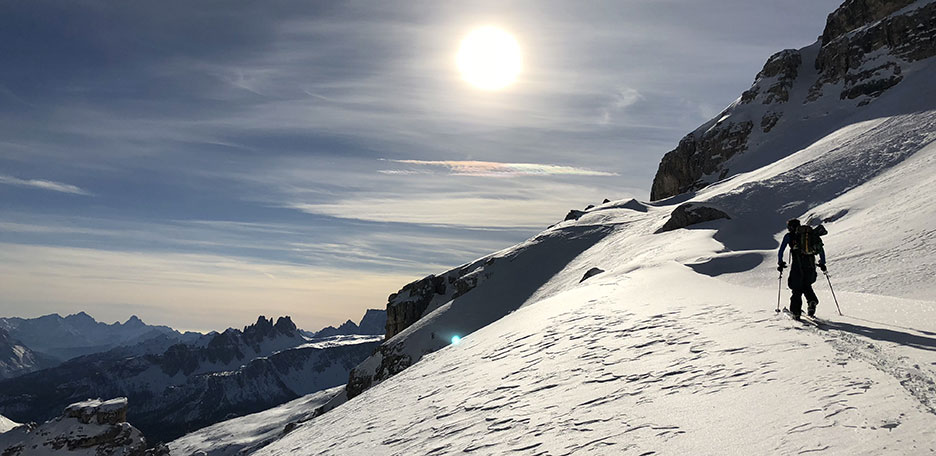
[305,308,386,338]
[0,328,58,380]
[0,310,386,443]
[0,312,203,378]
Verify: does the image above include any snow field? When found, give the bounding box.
[257,264,935,455]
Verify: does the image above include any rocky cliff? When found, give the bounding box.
[0,398,162,456]
[650,0,936,200]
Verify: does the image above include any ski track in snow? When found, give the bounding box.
[257,265,936,455]
[801,320,936,415]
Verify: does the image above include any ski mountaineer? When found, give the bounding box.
[777,218,827,319]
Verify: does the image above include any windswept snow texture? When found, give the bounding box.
[169,387,342,456]
[253,70,936,455]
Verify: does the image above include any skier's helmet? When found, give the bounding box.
[787,218,800,231]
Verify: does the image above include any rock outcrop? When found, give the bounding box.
[650,0,936,201]
[385,263,488,339]
[0,398,151,456]
[811,0,936,101]
[650,120,754,200]
[655,203,730,233]
[350,257,498,398]
[580,267,605,283]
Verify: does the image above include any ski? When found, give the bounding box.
[780,308,825,329]
[800,314,827,328]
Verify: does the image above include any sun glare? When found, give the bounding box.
[457,27,522,90]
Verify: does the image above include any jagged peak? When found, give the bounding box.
[821,0,916,45]
[65,311,93,321]
[274,316,297,333]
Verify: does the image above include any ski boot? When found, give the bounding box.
[807,301,818,317]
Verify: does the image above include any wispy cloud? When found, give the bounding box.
[383,160,619,177]
[0,175,92,195]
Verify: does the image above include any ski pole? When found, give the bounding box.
[824,271,843,316]
[776,268,783,313]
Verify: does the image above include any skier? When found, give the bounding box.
[777,218,827,319]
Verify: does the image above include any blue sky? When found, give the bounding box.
[0,0,842,332]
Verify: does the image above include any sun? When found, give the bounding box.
[456,27,522,90]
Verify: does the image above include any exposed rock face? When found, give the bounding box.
[741,49,802,105]
[650,120,754,200]
[580,267,605,283]
[655,203,731,233]
[0,398,148,456]
[821,0,916,45]
[385,275,447,339]
[65,398,129,426]
[811,0,936,101]
[564,209,586,221]
[385,265,487,340]
[650,0,936,201]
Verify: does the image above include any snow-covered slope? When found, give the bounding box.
[168,387,343,456]
[220,2,936,454]
[252,106,936,453]
[0,328,56,380]
[0,414,19,434]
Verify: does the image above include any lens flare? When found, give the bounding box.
[451,335,462,345]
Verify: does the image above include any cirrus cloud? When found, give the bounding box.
[0,174,92,196]
[382,160,619,177]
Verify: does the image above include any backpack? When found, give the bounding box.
[791,224,826,255]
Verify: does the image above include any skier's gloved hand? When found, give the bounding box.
[818,262,827,272]
[777,261,786,272]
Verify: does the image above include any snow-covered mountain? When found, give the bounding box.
[651,0,936,200]
[172,1,936,454]
[0,327,57,380]
[0,315,379,443]
[0,312,198,365]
